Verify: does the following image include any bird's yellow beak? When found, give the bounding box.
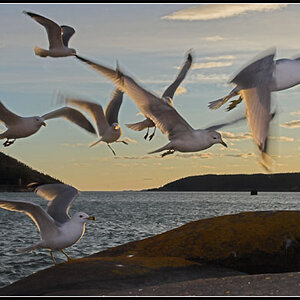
[87,216,96,221]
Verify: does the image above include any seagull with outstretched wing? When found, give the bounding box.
[23,10,76,58]
[126,51,193,141]
[58,88,128,156]
[0,101,96,147]
[75,55,228,158]
[0,183,96,265]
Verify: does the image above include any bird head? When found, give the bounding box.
[208,131,227,148]
[35,117,46,127]
[112,122,120,130]
[73,212,96,223]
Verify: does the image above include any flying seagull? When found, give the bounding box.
[75,55,228,157]
[0,183,96,265]
[126,51,193,141]
[58,88,128,156]
[0,101,96,147]
[208,48,282,169]
[23,10,76,58]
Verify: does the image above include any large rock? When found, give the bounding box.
[2,210,300,295]
[92,210,300,273]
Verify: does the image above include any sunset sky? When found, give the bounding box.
[1,3,300,191]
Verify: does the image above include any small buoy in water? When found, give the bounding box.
[250,190,258,195]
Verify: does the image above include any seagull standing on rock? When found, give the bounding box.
[23,11,77,58]
[75,55,228,157]
[0,183,96,265]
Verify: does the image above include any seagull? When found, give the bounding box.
[75,55,228,157]
[0,183,96,265]
[208,47,300,111]
[58,88,128,156]
[23,11,76,58]
[0,101,96,147]
[208,48,282,168]
[126,51,193,141]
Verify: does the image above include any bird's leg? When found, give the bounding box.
[161,149,175,158]
[50,250,58,265]
[107,144,116,156]
[148,127,157,141]
[226,96,243,111]
[116,140,128,145]
[3,139,16,147]
[144,127,149,140]
[60,249,73,262]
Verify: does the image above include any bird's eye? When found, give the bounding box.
[213,137,217,139]
[79,215,83,218]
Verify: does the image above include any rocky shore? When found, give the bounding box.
[1,210,300,296]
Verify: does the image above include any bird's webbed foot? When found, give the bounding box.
[161,150,175,158]
[3,139,16,147]
[226,96,243,111]
[148,127,156,141]
[144,128,149,140]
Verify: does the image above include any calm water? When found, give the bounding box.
[0,191,299,288]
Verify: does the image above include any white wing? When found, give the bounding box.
[23,11,64,49]
[34,183,79,225]
[0,199,58,239]
[75,55,194,140]
[42,106,97,135]
[0,101,23,128]
[240,87,272,153]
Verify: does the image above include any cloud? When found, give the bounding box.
[203,55,236,61]
[269,136,294,142]
[220,131,252,140]
[280,120,300,129]
[189,73,230,83]
[174,86,187,95]
[192,61,233,69]
[290,111,300,115]
[161,4,288,21]
[202,35,224,42]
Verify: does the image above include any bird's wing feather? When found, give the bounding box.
[60,25,75,47]
[75,55,194,140]
[204,115,247,131]
[162,52,193,99]
[105,89,124,126]
[0,101,22,128]
[0,199,57,237]
[34,183,79,224]
[230,48,276,88]
[62,98,109,137]
[23,11,63,49]
[240,87,272,153]
[41,107,97,135]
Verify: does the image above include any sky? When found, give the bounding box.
[1,3,300,191]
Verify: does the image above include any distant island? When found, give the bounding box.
[148,173,300,192]
[0,152,62,192]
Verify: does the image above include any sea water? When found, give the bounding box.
[0,191,299,288]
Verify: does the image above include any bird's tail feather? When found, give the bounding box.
[16,243,41,253]
[89,139,102,148]
[126,122,148,131]
[148,143,172,154]
[34,46,48,58]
